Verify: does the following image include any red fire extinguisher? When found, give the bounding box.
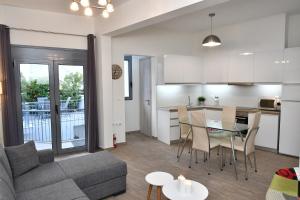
[113,134,117,148]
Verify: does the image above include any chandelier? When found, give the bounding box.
[70,0,114,18]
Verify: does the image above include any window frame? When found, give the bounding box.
[124,56,133,100]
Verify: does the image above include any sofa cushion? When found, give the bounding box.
[58,151,127,189]
[5,141,39,178]
[0,146,12,179]
[0,179,15,200]
[16,179,89,200]
[14,162,67,193]
[0,162,15,195]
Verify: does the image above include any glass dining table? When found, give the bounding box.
[180,120,249,180]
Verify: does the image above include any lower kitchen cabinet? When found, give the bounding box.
[249,113,279,150]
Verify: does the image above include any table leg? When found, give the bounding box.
[147,184,153,200]
[230,135,238,180]
[157,186,162,200]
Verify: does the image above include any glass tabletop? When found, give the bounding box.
[181,119,249,133]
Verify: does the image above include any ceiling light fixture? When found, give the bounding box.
[70,1,79,11]
[80,0,90,7]
[102,9,110,18]
[202,13,222,47]
[98,0,107,6]
[70,0,114,18]
[106,3,114,13]
[84,7,93,16]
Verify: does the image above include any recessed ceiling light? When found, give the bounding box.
[240,52,254,56]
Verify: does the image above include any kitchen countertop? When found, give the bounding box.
[158,105,281,115]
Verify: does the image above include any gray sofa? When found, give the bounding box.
[0,145,127,200]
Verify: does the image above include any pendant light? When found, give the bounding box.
[202,13,222,47]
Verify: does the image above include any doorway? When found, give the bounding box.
[124,55,152,137]
[12,46,87,154]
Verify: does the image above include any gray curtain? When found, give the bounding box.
[87,34,99,153]
[0,25,20,146]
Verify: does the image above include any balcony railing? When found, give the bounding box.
[22,99,85,144]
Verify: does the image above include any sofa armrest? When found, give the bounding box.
[37,149,54,164]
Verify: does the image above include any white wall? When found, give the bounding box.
[111,28,201,141]
[0,5,94,49]
[125,56,140,132]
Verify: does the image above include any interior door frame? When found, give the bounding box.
[12,45,87,155]
[139,57,152,136]
[53,60,88,154]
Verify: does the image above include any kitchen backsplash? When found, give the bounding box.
[156,84,282,108]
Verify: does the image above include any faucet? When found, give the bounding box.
[188,96,192,107]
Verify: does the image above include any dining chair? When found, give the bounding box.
[222,106,237,123]
[190,111,220,175]
[220,112,261,180]
[176,106,192,160]
[212,106,236,157]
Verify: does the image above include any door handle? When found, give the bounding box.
[145,100,151,105]
[55,105,59,114]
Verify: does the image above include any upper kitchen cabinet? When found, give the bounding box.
[203,51,229,83]
[228,51,254,83]
[283,47,300,83]
[254,50,284,83]
[163,55,203,84]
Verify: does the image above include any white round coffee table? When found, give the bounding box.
[145,171,174,200]
[162,180,209,200]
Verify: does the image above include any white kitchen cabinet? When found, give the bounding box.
[283,47,300,83]
[254,50,284,83]
[249,113,279,150]
[203,51,229,83]
[163,55,203,84]
[164,55,184,83]
[228,51,254,83]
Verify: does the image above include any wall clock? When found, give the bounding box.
[112,64,122,80]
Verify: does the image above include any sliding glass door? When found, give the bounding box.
[13,46,87,154]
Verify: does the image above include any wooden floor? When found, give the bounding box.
[105,132,297,200]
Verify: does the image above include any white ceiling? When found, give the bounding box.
[153,0,300,32]
[0,0,127,16]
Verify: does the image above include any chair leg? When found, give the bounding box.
[217,146,220,156]
[229,149,232,165]
[207,152,211,175]
[177,138,188,162]
[248,155,253,168]
[176,138,182,158]
[253,152,258,173]
[189,149,193,168]
[222,147,226,167]
[195,150,198,164]
[244,154,248,180]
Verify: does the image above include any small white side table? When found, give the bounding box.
[145,171,174,200]
[162,180,209,200]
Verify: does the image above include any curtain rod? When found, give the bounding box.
[7,26,96,38]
